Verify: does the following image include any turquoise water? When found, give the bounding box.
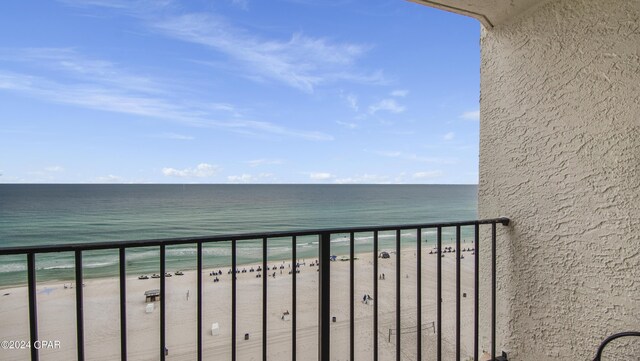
[0,184,477,286]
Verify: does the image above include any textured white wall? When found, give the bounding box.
[478,0,640,359]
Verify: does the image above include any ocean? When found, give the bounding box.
[0,184,477,286]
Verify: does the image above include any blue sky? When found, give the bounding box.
[0,0,480,184]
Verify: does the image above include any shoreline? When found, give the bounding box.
[0,234,476,289]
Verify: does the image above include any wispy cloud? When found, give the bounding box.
[413,171,443,179]
[150,132,194,140]
[44,166,64,172]
[372,150,456,164]
[443,132,455,141]
[151,14,380,92]
[230,0,249,10]
[227,174,253,183]
[0,50,333,141]
[309,172,333,180]
[246,159,283,167]
[153,14,380,92]
[58,0,135,9]
[278,0,356,7]
[460,110,479,121]
[27,166,66,179]
[390,89,408,97]
[0,48,165,94]
[333,174,395,184]
[340,92,359,111]
[95,174,123,183]
[333,171,442,184]
[336,120,358,129]
[368,98,405,114]
[61,0,381,93]
[227,172,274,183]
[162,163,220,178]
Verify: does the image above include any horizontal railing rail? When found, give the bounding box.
[0,218,509,255]
[0,217,510,361]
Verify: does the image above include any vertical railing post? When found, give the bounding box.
[197,242,202,361]
[75,250,85,361]
[318,232,331,361]
[231,240,237,361]
[119,247,127,361]
[262,237,268,361]
[473,223,479,361]
[437,227,442,361]
[27,253,39,361]
[349,232,355,361]
[395,229,401,361]
[292,236,297,361]
[491,223,497,360]
[373,231,379,361]
[416,228,422,361]
[455,226,461,361]
[160,245,166,361]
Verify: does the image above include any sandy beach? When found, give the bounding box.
[0,245,480,361]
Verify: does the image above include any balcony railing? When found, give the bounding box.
[0,217,510,361]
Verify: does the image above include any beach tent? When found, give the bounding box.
[329,255,337,261]
[379,251,390,259]
[145,289,161,302]
[145,303,154,313]
[211,323,220,336]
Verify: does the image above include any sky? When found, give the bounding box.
[0,0,481,184]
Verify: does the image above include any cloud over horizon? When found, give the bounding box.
[162,163,220,178]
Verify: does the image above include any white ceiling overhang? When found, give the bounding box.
[408,0,547,29]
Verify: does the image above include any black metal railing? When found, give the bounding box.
[592,331,640,361]
[0,217,510,361]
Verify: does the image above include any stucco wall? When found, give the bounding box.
[478,0,640,359]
